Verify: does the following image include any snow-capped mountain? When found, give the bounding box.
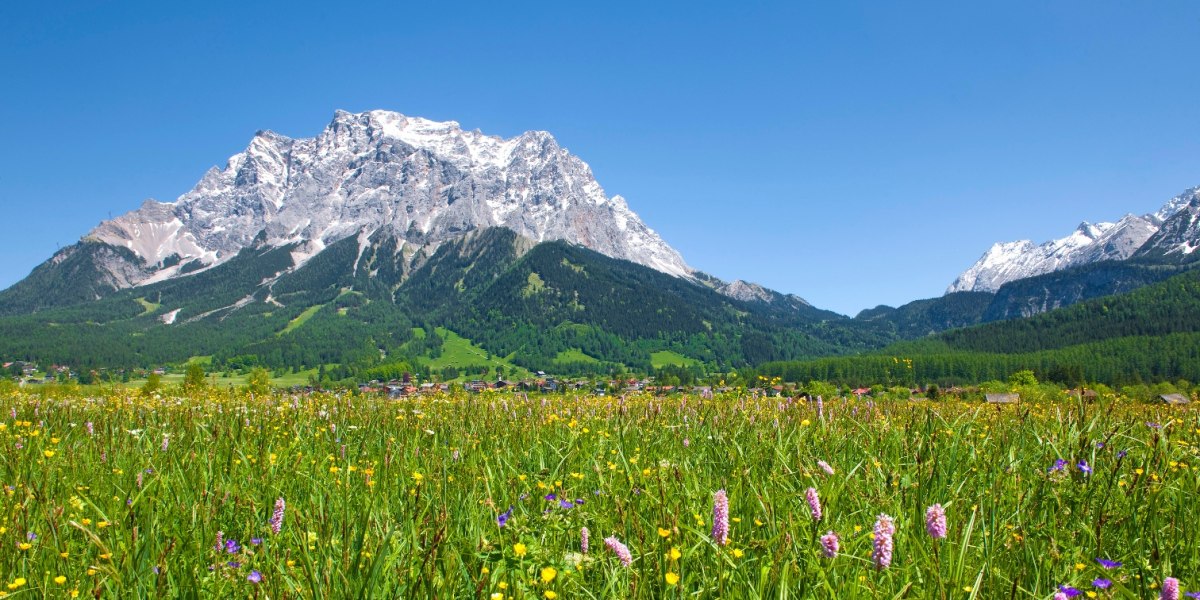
[1134,193,1200,262]
[84,109,693,290]
[948,186,1200,293]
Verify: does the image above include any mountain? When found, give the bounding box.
[855,292,994,338]
[759,270,1200,387]
[0,110,910,373]
[1,110,699,314]
[1133,194,1200,263]
[979,260,1195,321]
[947,186,1200,293]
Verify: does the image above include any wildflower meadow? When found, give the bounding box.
[0,387,1196,598]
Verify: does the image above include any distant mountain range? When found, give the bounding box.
[948,186,1200,293]
[1,110,1198,379]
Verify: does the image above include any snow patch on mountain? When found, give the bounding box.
[80,110,693,290]
[948,186,1200,293]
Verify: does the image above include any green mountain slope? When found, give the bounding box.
[759,270,1200,386]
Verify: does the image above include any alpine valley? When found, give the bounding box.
[2,110,1199,385]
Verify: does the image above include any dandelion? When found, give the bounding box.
[604,536,633,567]
[925,504,947,539]
[1162,577,1180,600]
[580,527,589,554]
[872,513,895,570]
[712,489,730,546]
[805,487,822,521]
[270,497,286,535]
[665,572,680,585]
[820,531,839,558]
[540,567,557,584]
[817,460,835,475]
[513,543,527,558]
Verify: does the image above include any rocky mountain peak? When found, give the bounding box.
[948,185,1200,293]
[77,109,694,290]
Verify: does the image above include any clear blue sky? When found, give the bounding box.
[2,1,1198,316]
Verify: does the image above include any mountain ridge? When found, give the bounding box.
[948,185,1200,293]
[60,110,694,295]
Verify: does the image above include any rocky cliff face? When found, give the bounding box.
[84,110,693,289]
[948,186,1200,293]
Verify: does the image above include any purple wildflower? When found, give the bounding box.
[25,532,36,541]
[544,493,557,501]
[86,422,94,436]
[805,487,822,521]
[580,527,589,554]
[574,498,584,505]
[250,538,262,546]
[161,434,169,452]
[711,489,730,546]
[1054,593,1069,600]
[819,531,839,558]
[225,539,240,554]
[604,535,633,567]
[1183,592,1200,599]
[1059,585,1082,597]
[559,499,575,510]
[1117,450,1128,459]
[872,513,895,570]
[1049,459,1067,473]
[1095,558,1122,569]
[270,497,285,535]
[214,531,224,552]
[925,504,947,539]
[1093,579,1112,589]
[248,570,262,583]
[497,506,513,528]
[817,460,835,475]
[227,561,240,569]
[1162,577,1180,600]
[1078,461,1092,475]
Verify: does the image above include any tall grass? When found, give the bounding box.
[0,388,1194,598]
